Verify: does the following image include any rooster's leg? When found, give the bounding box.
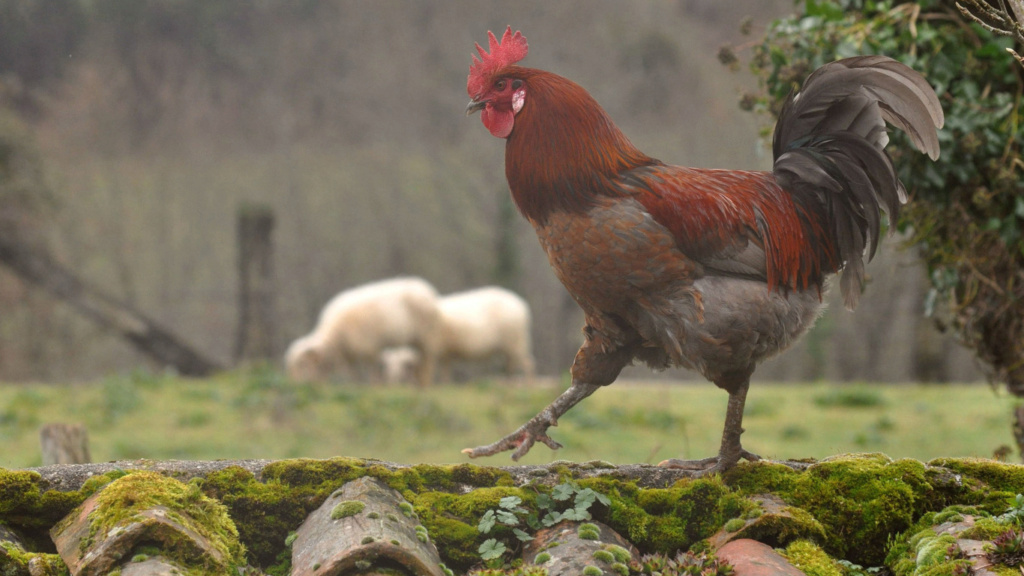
[462,382,601,460]
[659,376,760,475]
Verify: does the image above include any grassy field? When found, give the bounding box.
[0,368,1018,469]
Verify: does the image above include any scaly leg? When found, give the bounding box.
[659,378,760,475]
[462,382,601,461]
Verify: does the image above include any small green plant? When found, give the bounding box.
[284,531,298,547]
[361,536,375,545]
[475,481,612,565]
[628,551,734,576]
[534,552,552,565]
[582,566,602,576]
[478,538,507,561]
[988,528,1024,566]
[997,494,1024,526]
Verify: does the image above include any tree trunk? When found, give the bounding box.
[0,235,223,377]
[234,205,276,363]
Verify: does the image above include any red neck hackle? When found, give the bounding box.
[467,26,528,99]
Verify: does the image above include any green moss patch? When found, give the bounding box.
[330,500,365,519]
[782,540,843,576]
[725,454,931,564]
[80,471,246,571]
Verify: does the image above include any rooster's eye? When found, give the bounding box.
[495,79,507,90]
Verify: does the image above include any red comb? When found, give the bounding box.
[467,26,528,98]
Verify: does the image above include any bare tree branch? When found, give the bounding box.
[958,0,1024,66]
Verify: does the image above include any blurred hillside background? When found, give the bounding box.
[0,0,982,384]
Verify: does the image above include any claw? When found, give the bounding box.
[462,382,601,461]
[658,448,761,476]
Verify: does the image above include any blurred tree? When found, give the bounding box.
[0,0,87,115]
[734,0,1024,455]
[0,110,223,376]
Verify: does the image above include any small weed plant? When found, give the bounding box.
[476,481,611,566]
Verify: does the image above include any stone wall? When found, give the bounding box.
[2,455,1023,575]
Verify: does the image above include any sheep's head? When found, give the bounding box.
[285,338,324,382]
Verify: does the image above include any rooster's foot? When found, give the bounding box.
[462,382,601,461]
[657,449,760,476]
[462,414,562,460]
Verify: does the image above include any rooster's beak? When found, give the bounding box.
[466,99,487,116]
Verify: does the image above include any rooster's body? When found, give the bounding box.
[464,28,943,474]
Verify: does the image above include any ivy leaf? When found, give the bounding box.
[525,513,541,531]
[541,511,562,527]
[478,509,496,534]
[513,528,533,542]
[574,488,597,509]
[478,538,506,561]
[536,493,554,510]
[499,496,522,510]
[552,482,575,502]
[496,509,519,526]
[560,507,592,522]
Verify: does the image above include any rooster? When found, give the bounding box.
[462,27,943,474]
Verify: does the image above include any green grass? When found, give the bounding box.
[0,368,1018,469]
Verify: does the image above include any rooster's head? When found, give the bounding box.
[466,26,529,139]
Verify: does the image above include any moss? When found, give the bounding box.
[413,486,532,570]
[593,549,614,563]
[738,504,827,547]
[0,543,69,576]
[928,458,1024,512]
[534,552,552,564]
[581,475,748,553]
[582,566,602,576]
[782,540,843,576]
[928,458,1024,492]
[605,544,631,563]
[727,454,931,565]
[0,467,111,543]
[399,502,415,517]
[886,520,973,576]
[609,562,628,576]
[722,518,745,532]
[578,523,601,540]
[330,500,365,520]
[960,515,1015,540]
[81,471,246,572]
[197,467,302,568]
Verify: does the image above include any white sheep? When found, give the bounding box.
[285,277,441,387]
[381,286,535,382]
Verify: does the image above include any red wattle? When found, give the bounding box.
[482,105,515,139]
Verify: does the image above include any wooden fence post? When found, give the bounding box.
[40,423,91,465]
[235,204,276,363]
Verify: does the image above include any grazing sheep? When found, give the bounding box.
[285,277,441,386]
[381,287,535,382]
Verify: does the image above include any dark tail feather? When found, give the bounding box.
[771,55,944,309]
